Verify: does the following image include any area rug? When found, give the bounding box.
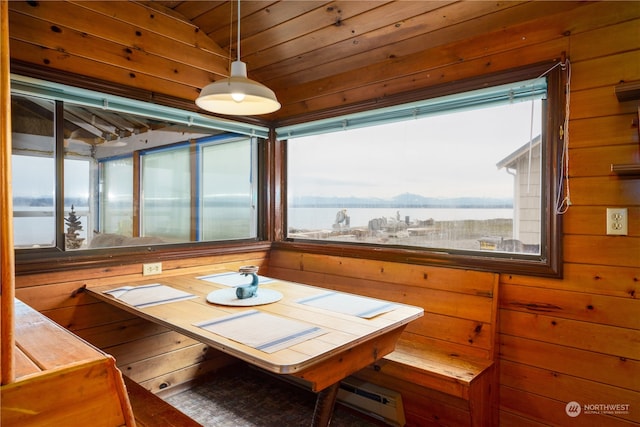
[165,366,383,427]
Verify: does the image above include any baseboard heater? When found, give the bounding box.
[337,376,405,426]
[252,366,405,426]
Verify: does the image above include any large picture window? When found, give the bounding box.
[279,65,566,276]
[11,76,267,254]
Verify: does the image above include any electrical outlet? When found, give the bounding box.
[142,262,162,276]
[606,208,628,236]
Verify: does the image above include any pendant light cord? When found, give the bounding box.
[236,0,241,62]
[227,1,233,74]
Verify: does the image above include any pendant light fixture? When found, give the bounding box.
[195,0,280,115]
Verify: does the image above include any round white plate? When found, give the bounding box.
[206,288,283,306]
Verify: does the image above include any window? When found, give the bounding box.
[99,156,133,235]
[200,138,257,241]
[11,75,268,254]
[279,65,566,276]
[13,153,56,248]
[12,95,56,249]
[140,145,193,242]
[95,136,257,247]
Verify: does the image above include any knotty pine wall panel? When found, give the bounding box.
[500,10,639,424]
[569,177,640,206]
[570,114,639,148]
[500,362,638,427]
[106,330,200,367]
[8,11,212,87]
[500,264,638,304]
[9,38,199,100]
[500,334,638,393]
[79,317,173,350]
[501,284,638,329]
[501,360,638,425]
[8,0,226,100]
[8,0,227,64]
[277,1,638,119]
[121,343,212,383]
[563,207,640,236]
[570,145,640,177]
[564,235,639,267]
[267,250,498,358]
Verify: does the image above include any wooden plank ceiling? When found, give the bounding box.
[8,1,586,122]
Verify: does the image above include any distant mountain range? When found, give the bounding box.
[16,193,513,210]
[290,193,513,208]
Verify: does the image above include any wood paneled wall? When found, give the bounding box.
[7,0,228,103]
[494,6,640,424]
[6,2,640,426]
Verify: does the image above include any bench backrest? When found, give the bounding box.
[268,250,498,362]
[5,299,136,427]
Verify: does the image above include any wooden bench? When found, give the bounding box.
[1,299,201,427]
[2,299,136,426]
[267,250,500,427]
[357,338,497,426]
[356,270,499,426]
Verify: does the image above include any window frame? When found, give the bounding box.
[11,61,565,278]
[11,67,272,275]
[273,62,566,278]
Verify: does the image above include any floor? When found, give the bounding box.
[165,366,386,427]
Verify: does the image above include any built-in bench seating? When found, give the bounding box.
[7,251,499,427]
[267,250,499,426]
[358,267,499,426]
[2,299,201,427]
[359,337,496,426]
[2,299,136,426]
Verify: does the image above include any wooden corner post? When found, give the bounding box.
[1,0,16,386]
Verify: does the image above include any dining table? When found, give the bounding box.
[86,269,423,427]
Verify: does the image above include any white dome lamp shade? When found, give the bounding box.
[195,0,280,116]
[196,61,280,115]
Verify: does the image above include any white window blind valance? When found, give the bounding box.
[10,74,270,139]
[276,78,547,139]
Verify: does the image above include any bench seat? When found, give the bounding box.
[353,337,497,426]
[3,299,203,427]
[266,250,500,426]
[378,338,494,401]
[2,299,136,427]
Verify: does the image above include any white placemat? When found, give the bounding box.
[104,284,197,308]
[296,292,397,318]
[197,272,275,287]
[206,288,283,306]
[194,310,326,353]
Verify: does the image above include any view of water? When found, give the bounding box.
[13,205,514,248]
[288,207,513,231]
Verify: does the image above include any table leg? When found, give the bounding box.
[311,382,340,427]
